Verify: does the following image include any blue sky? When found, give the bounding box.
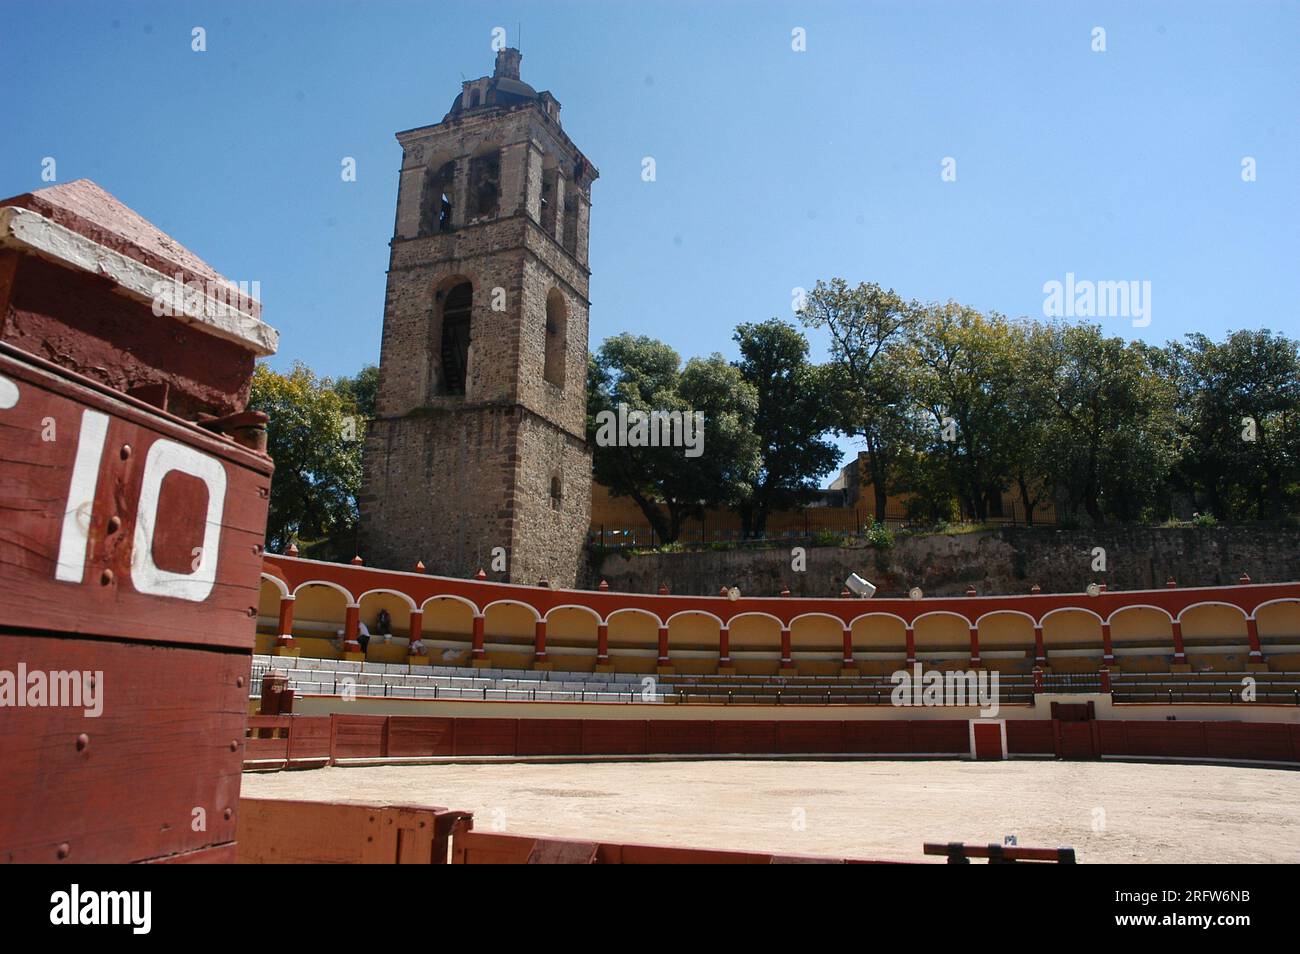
[3,1,1297,471]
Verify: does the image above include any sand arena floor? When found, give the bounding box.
[241,759,1300,863]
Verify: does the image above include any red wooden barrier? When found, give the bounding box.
[1005,720,1056,755]
[387,715,455,757]
[581,719,648,755]
[331,714,388,760]
[454,717,519,756]
[647,720,714,754]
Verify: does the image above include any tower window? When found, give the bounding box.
[562,192,578,253]
[439,282,472,396]
[544,290,567,388]
[469,152,501,218]
[550,475,563,510]
[540,167,558,235]
[421,161,456,236]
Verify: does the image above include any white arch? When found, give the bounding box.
[481,598,542,622]
[420,593,480,616]
[1250,597,1300,620]
[260,572,289,599]
[1040,606,1104,627]
[790,612,848,630]
[606,607,666,628]
[974,609,1037,629]
[291,579,355,603]
[1175,600,1249,624]
[912,610,974,628]
[666,609,725,629]
[1105,603,1174,626]
[724,611,787,630]
[546,603,602,627]
[847,611,911,630]
[357,587,417,611]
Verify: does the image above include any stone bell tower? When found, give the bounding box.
[360,49,597,586]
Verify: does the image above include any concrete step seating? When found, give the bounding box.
[252,655,665,703]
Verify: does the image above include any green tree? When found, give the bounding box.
[1037,324,1177,524]
[732,319,841,537]
[249,362,365,552]
[588,334,760,543]
[1164,329,1300,520]
[904,303,1022,522]
[800,278,917,522]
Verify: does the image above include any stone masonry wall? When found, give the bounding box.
[585,525,1300,598]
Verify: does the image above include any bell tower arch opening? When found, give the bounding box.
[438,281,472,397]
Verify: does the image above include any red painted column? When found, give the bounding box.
[718,627,731,667]
[596,622,609,663]
[471,615,485,658]
[407,610,424,655]
[968,626,981,667]
[534,619,548,662]
[344,603,360,651]
[842,628,853,667]
[1246,618,1265,661]
[1033,624,1046,666]
[1171,620,1187,663]
[657,626,670,666]
[1100,621,1114,665]
[905,625,916,666]
[780,627,794,669]
[276,596,295,647]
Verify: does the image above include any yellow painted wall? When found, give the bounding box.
[729,614,782,650]
[1109,607,1173,646]
[666,612,721,650]
[1180,604,1247,644]
[1041,610,1102,649]
[850,615,906,652]
[790,615,843,651]
[606,609,658,648]
[977,613,1035,651]
[913,613,970,650]
[1255,601,1300,640]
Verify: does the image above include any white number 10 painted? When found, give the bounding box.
[55,409,227,602]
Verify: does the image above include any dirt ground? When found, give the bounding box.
[241,759,1300,863]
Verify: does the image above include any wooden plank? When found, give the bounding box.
[0,347,272,652]
[0,635,248,863]
[386,715,454,758]
[516,718,582,756]
[453,717,518,756]
[580,719,647,755]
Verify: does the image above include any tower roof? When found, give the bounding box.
[444,48,557,121]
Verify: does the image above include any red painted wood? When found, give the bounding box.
[385,716,454,757]
[1057,722,1098,759]
[712,720,778,755]
[581,719,647,755]
[0,635,246,863]
[1005,720,1055,754]
[516,718,582,755]
[0,346,272,651]
[908,720,968,754]
[286,717,332,763]
[331,715,387,759]
[453,718,519,756]
[776,720,844,754]
[646,720,714,754]
[842,721,912,753]
[1202,722,1295,762]
[972,722,1004,760]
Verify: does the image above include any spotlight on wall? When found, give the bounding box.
[909,587,924,600]
[727,587,741,601]
[1086,582,1101,597]
[845,573,877,599]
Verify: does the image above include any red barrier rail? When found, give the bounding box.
[242,713,1300,768]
